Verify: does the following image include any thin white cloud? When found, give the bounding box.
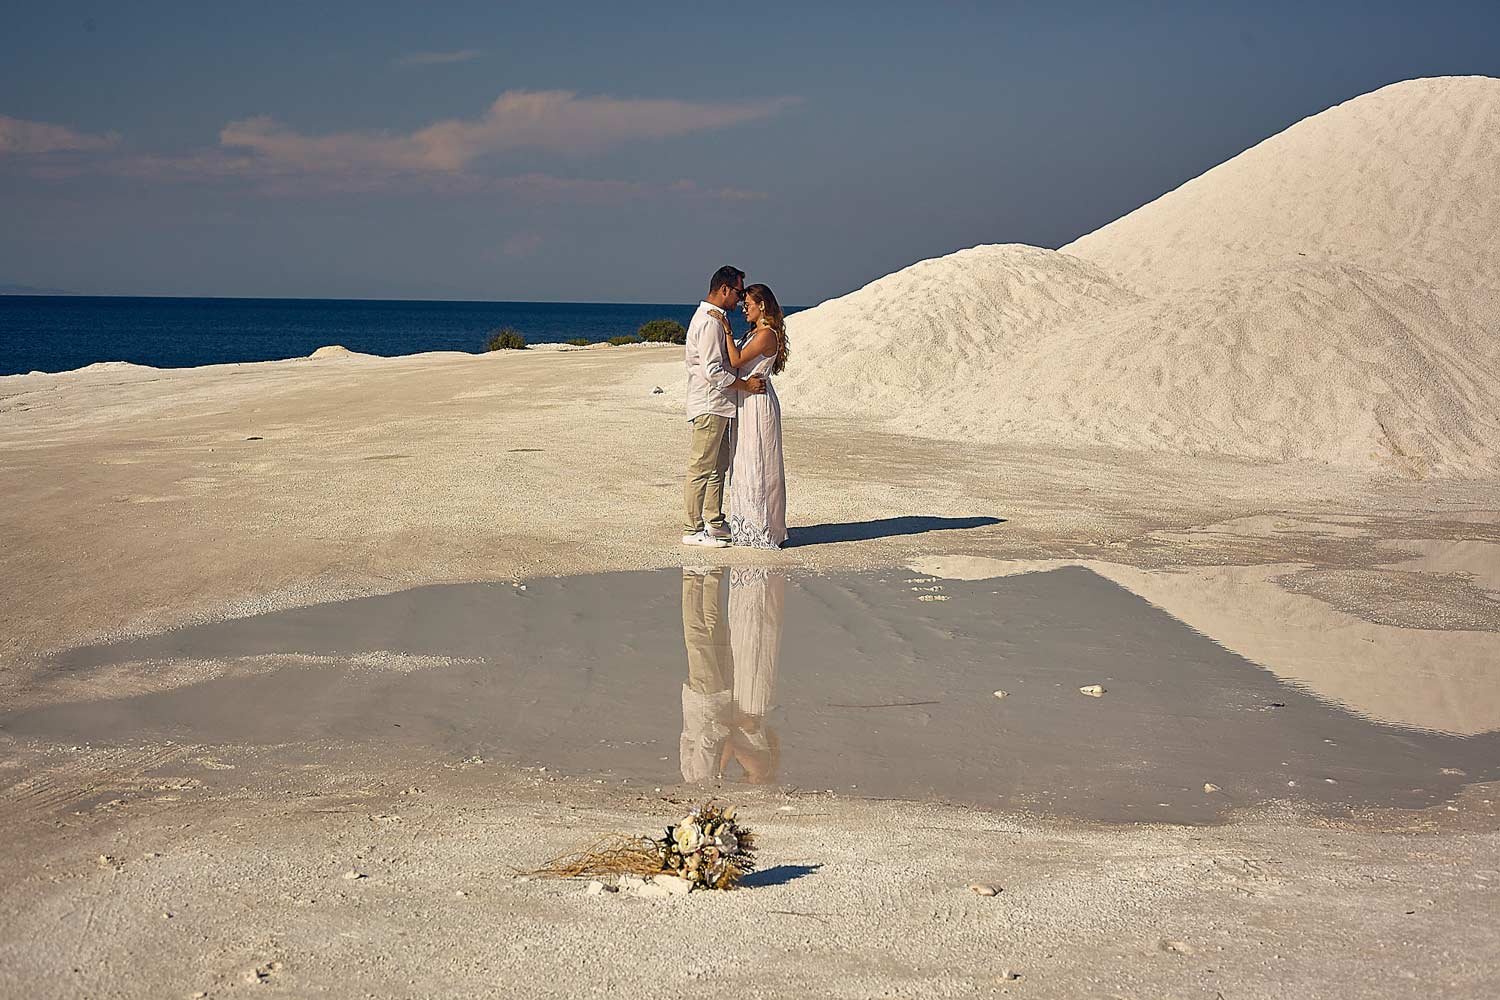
[395,49,482,67]
[670,179,769,202]
[0,114,118,155]
[72,152,754,204]
[9,90,791,204]
[218,90,801,174]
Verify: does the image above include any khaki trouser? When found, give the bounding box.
[684,413,733,534]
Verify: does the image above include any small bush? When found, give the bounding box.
[607,334,642,346]
[484,327,527,351]
[638,319,687,344]
[563,337,592,347]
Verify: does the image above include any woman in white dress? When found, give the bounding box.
[722,283,789,549]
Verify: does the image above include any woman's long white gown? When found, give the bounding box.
[728,350,787,549]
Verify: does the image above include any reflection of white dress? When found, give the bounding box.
[727,569,785,783]
[729,351,787,549]
[728,568,784,717]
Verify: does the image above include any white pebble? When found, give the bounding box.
[1203,783,1221,794]
[993,690,1008,699]
[654,875,693,895]
[1079,684,1106,697]
[968,882,1001,896]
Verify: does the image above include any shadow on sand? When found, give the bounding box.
[786,515,1004,547]
[739,864,822,888]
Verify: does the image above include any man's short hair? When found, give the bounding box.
[709,265,746,295]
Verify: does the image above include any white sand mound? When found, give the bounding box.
[71,361,156,374]
[782,77,1500,477]
[777,244,1137,422]
[308,345,363,360]
[1001,260,1499,472]
[1064,76,1500,298]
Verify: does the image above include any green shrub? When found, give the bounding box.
[563,337,592,347]
[638,319,687,344]
[607,334,642,346]
[484,327,527,351]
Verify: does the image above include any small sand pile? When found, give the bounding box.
[780,77,1500,478]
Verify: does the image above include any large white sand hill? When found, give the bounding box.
[1063,76,1500,296]
[781,77,1500,478]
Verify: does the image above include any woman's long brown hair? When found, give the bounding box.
[745,283,788,375]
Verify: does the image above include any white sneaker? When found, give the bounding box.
[704,524,733,542]
[681,530,729,548]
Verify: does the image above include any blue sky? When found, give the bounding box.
[3,1,1499,303]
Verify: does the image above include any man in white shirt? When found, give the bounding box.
[683,265,765,547]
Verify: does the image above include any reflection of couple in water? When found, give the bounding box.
[680,567,785,785]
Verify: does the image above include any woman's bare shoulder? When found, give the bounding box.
[745,327,778,354]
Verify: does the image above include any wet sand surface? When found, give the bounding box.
[9,566,1496,823]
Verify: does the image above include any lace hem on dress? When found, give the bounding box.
[730,513,782,550]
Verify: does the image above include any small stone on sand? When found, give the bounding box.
[342,870,365,880]
[621,874,692,898]
[993,690,1008,699]
[1203,783,1220,793]
[968,882,1001,896]
[1079,684,1106,697]
[585,880,606,896]
[655,875,693,895]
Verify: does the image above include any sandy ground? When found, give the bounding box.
[2,346,1498,998]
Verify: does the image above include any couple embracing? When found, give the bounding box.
[682,265,788,550]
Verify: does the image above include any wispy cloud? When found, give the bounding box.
[217,90,800,175]
[9,90,795,203]
[670,179,769,202]
[0,114,118,155]
[46,151,755,203]
[82,152,657,200]
[394,49,482,67]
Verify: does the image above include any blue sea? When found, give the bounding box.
[0,296,800,377]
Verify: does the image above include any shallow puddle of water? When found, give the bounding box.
[7,566,1498,823]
